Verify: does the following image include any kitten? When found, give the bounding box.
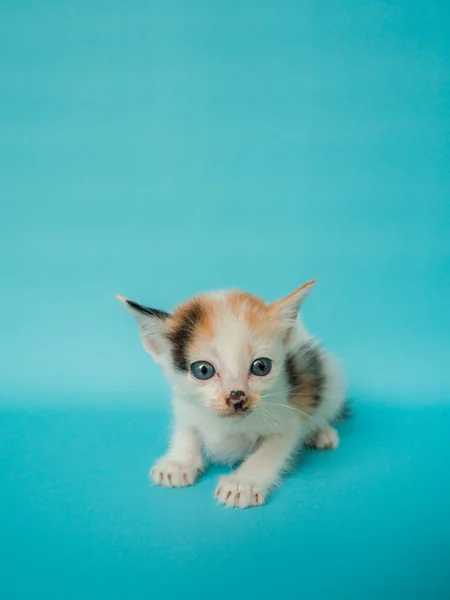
[116,280,346,508]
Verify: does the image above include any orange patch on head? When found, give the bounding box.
[165,295,217,371]
[171,296,215,341]
[226,291,271,332]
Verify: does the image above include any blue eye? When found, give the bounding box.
[250,357,272,376]
[190,361,216,380]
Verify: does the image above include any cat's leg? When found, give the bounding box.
[150,423,203,487]
[311,426,339,450]
[215,424,301,508]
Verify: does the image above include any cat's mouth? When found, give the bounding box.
[221,408,251,419]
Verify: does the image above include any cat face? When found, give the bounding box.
[117,282,315,418]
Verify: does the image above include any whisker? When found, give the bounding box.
[255,409,273,434]
[257,408,291,429]
[261,385,308,399]
[258,403,323,429]
[265,403,311,419]
[259,406,297,426]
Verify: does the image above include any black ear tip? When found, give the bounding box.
[118,296,171,320]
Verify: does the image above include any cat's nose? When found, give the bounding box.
[226,390,247,411]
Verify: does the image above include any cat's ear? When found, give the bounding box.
[269,280,316,328]
[115,294,172,358]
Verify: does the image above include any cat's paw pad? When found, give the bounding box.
[312,427,339,450]
[150,459,202,487]
[215,476,266,508]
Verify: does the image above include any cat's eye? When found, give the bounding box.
[190,361,216,380]
[250,357,272,377]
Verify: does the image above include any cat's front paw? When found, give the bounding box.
[150,458,202,488]
[215,475,266,509]
[311,427,339,450]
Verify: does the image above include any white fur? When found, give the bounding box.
[154,323,345,508]
[119,289,346,508]
[312,427,340,449]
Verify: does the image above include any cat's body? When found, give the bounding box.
[117,282,346,508]
[171,333,345,465]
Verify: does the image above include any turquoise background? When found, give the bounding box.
[1,1,449,598]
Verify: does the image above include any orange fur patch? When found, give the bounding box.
[226,291,272,332]
[171,296,215,341]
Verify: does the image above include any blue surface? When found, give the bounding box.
[1,0,449,598]
[2,402,450,599]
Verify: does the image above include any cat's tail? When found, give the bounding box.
[335,400,353,422]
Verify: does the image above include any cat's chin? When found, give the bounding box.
[219,411,251,420]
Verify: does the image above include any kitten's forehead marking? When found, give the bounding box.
[189,292,278,367]
[166,290,282,372]
[226,291,268,330]
[166,296,214,371]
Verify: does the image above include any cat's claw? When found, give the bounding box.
[215,475,266,508]
[150,458,202,487]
